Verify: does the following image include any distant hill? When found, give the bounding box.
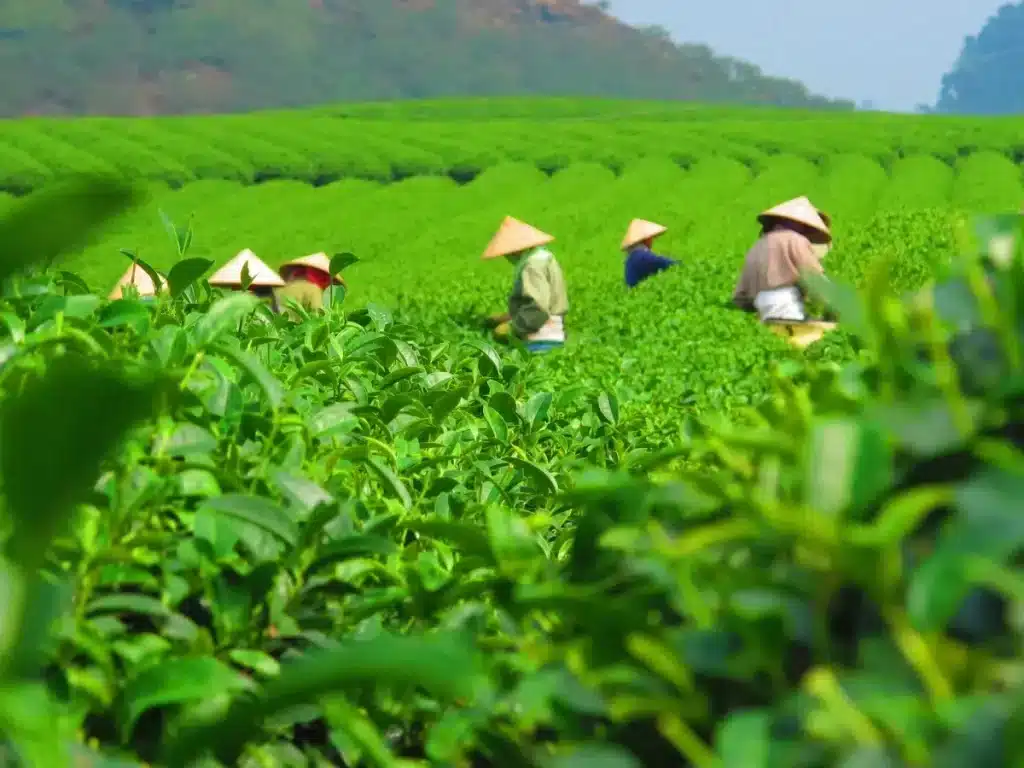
[0,0,853,117]
[937,2,1024,114]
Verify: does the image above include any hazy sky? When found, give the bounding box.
[606,0,1005,111]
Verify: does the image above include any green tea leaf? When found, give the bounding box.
[122,656,251,737]
[543,744,641,768]
[0,358,162,569]
[483,405,508,443]
[195,293,260,346]
[167,257,213,297]
[597,391,618,424]
[715,710,770,768]
[805,417,892,518]
[329,252,358,274]
[163,632,484,765]
[0,177,144,279]
[507,457,558,494]
[367,456,413,509]
[215,343,286,410]
[197,495,299,548]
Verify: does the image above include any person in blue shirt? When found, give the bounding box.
[622,219,677,288]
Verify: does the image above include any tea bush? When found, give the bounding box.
[0,174,1021,768]
[0,101,1022,766]
[2,99,1024,191]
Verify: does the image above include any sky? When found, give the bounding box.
[605,0,1006,112]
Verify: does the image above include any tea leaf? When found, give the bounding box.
[0,177,144,279]
[0,358,162,569]
[163,632,483,765]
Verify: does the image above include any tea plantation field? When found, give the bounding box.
[0,99,1023,766]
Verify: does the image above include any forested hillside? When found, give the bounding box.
[0,0,853,116]
[937,1,1024,113]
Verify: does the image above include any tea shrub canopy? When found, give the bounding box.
[0,100,1022,766]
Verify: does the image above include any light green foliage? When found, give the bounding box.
[0,103,1020,766]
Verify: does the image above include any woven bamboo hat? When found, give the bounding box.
[279,252,345,285]
[482,216,553,260]
[209,249,285,288]
[621,219,667,250]
[108,263,167,299]
[758,197,831,240]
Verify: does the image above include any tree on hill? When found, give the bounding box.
[0,0,854,116]
[936,2,1024,113]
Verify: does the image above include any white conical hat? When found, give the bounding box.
[621,219,667,250]
[758,197,831,239]
[279,252,344,284]
[108,263,167,299]
[208,249,285,288]
[482,216,553,260]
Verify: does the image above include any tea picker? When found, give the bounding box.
[732,196,838,348]
[208,248,285,310]
[275,252,347,317]
[481,216,569,354]
[621,218,677,288]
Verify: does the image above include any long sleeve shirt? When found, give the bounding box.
[733,229,824,311]
[508,247,569,342]
[624,245,677,288]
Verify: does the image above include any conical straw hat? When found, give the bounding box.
[621,219,667,250]
[279,252,344,284]
[758,196,831,239]
[108,263,166,299]
[208,249,285,288]
[482,216,553,260]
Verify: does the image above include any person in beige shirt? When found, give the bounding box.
[733,196,832,322]
[481,216,569,354]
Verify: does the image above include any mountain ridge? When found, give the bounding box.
[0,0,855,117]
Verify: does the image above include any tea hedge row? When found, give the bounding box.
[2,107,1024,192]
[53,153,992,435]
[0,174,1022,766]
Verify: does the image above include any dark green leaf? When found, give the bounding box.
[0,358,162,569]
[367,456,413,509]
[0,177,145,279]
[122,657,251,736]
[163,633,484,765]
[167,258,213,297]
[197,495,299,548]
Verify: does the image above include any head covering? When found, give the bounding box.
[208,249,285,288]
[284,265,332,291]
[621,219,667,250]
[279,252,344,285]
[482,216,553,260]
[757,197,831,241]
[815,208,832,229]
[109,263,167,299]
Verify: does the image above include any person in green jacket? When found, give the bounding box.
[274,252,346,318]
[481,216,569,353]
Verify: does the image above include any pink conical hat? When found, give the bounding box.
[482,216,553,260]
[108,263,167,299]
[758,196,831,239]
[208,249,285,288]
[621,219,667,250]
